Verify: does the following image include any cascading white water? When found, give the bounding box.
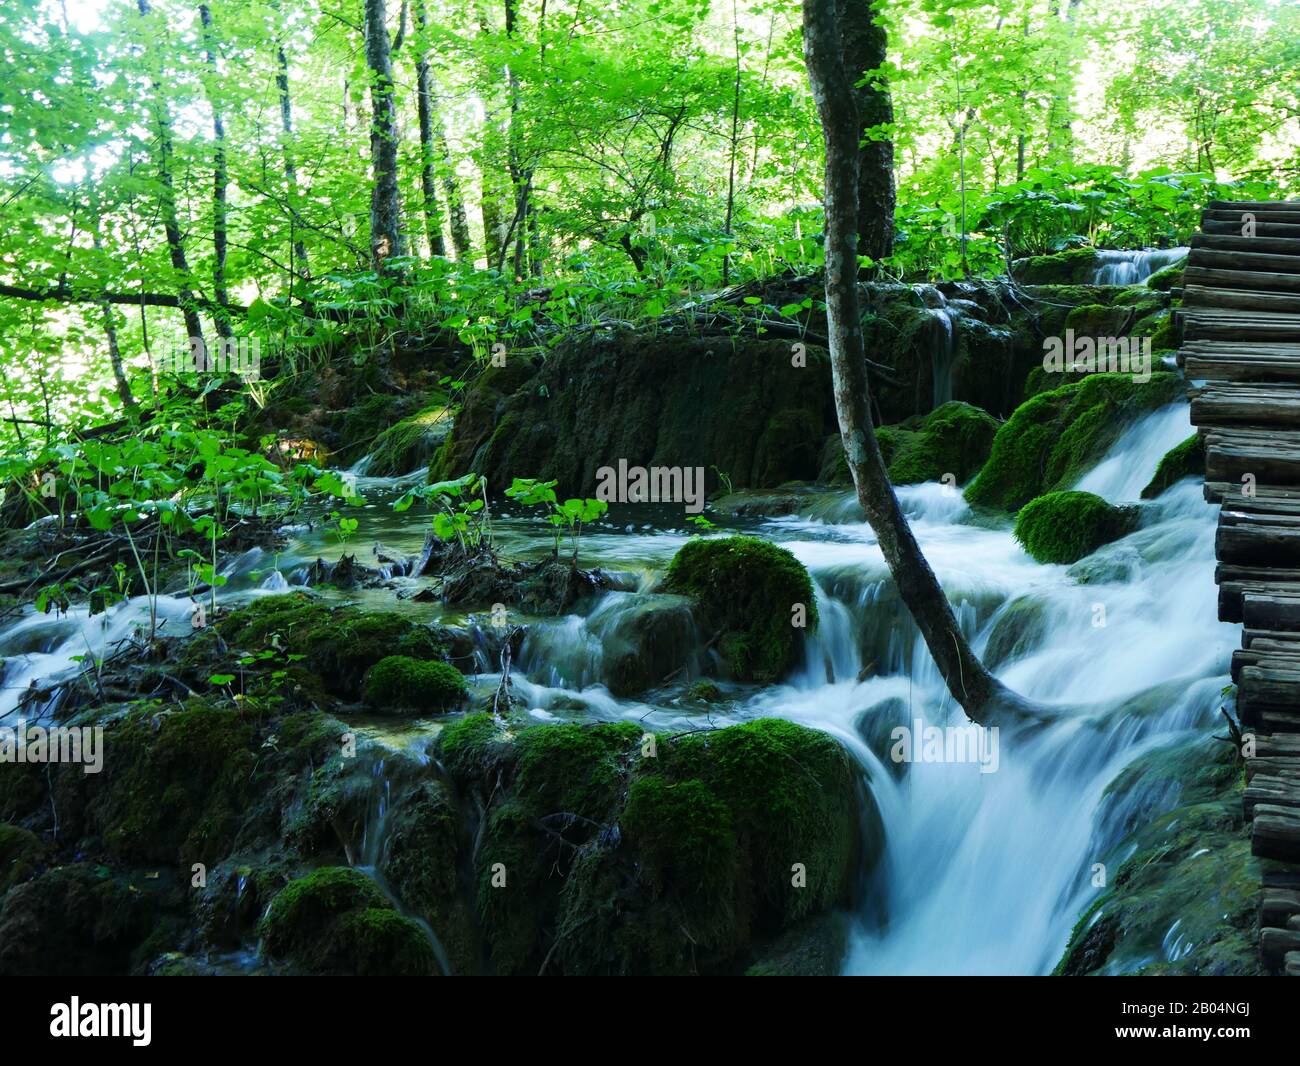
[0,392,1228,975]
[1089,248,1188,286]
[491,399,1230,974]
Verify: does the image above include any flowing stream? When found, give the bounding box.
[0,397,1234,975]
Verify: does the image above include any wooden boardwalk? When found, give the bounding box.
[1179,200,1300,976]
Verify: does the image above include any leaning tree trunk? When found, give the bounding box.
[802,0,1009,724]
[364,0,406,273]
[837,0,895,263]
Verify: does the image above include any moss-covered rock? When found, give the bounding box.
[430,335,836,494]
[662,536,817,683]
[0,863,186,976]
[258,865,437,975]
[213,593,446,697]
[1013,491,1137,564]
[1011,248,1099,285]
[964,372,1184,511]
[378,780,478,975]
[362,656,467,713]
[433,714,872,976]
[1145,259,1185,292]
[876,401,999,485]
[0,823,43,893]
[1054,736,1258,976]
[588,593,699,697]
[1141,433,1204,499]
[362,400,453,476]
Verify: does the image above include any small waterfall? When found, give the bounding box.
[1088,248,1187,286]
[914,284,957,408]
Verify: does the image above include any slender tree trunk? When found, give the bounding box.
[837,0,895,263]
[802,0,1010,724]
[93,229,137,412]
[198,4,233,340]
[414,0,448,257]
[135,0,205,352]
[364,0,406,273]
[721,0,742,287]
[272,3,311,283]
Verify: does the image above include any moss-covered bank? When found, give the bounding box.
[965,372,1184,511]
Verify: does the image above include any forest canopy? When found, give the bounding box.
[0,0,1296,431]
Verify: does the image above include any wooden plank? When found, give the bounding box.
[1191,234,1300,257]
[1207,200,1300,213]
[1203,219,1300,239]
[1242,592,1300,631]
[1181,284,1300,314]
[1184,265,1300,293]
[1217,523,1300,566]
[1203,210,1300,226]
[1192,382,1300,427]
[1254,804,1300,862]
[1204,482,1300,509]
[1187,353,1300,382]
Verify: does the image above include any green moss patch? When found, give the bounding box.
[1013,490,1137,564]
[258,866,436,975]
[362,656,467,714]
[214,593,447,697]
[1141,433,1204,499]
[876,400,999,486]
[965,372,1183,511]
[662,536,817,683]
[433,714,871,976]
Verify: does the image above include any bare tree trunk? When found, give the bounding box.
[364,0,406,273]
[413,0,448,257]
[837,0,894,263]
[802,0,1010,724]
[135,0,205,351]
[198,4,233,340]
[93,228,137,412]
[271,2,311,284]
[721,0,742,287]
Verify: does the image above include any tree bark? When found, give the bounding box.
[272,4,311,284]
[92,229,137,412]
[414,0,448,257]
[135,0,206,352]
[364,0,407,273]
[801,0,1010,724]
[198,4,233,340]
[837,0,895,263]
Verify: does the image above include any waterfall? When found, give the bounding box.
[914,284,957,408]
[1088,248,1188,286]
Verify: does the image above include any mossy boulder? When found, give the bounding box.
[1141,433,1204,499]
[0,863,185,976]
[258,866,436,975]
[1013,491,1137,564]
[662,536,817,683]
[87,699,259,867]
[361,655,467,713]
[433,714,872,976]
[362,399,453,476]
[875,401,999,486]
[430,334,835,493]
[1055,736,1258,976]
[1145,259,1185,292]
[0,823,43,893]
[588,593,699,696]
[378,780,478,975]
[964,372,1184,511]
[213,593,446,697]
[1011,248,1099,285]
